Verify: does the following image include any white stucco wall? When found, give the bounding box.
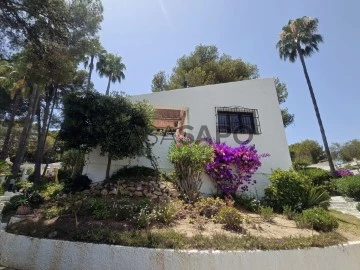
[83,78,292,196]
[1,231,360,270]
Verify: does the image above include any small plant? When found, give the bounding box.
[259,206,275,222]
[168,136,213,202]
[233,194,261,212]
[112,198,135,221]
[215,206,243,231]
[87,197,110,220]
[14,180,33,191]
[283,205,296,220]
[43,204,66,219]
[264,169,311,212]
[304,187,330,209]
[154,200,183,225]
[37,182,64,200]
[295,208,339,232]
[194,197,227,218]
[134,205,154,228]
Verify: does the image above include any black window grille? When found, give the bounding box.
[216,107,261,134]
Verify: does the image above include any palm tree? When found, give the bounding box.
[276,16,337,177]
[96,53,126,95]
[84,38,106,91]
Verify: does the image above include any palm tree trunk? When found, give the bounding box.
[105,74,112,96]
[0,92,20,160]
[11,84,40,179]
[105,155,112,181]
[297,49,337,177]
[87,55,95,91]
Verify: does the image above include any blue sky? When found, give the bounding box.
[92,0,360,146]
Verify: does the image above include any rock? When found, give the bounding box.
[101,189,108,196]
[134,191,143,197]
[83,190,90,195]
[159,184,166,190]
[109,189,117,195]
[48,231,58,238]
[153,191,162,196]
[164,188,170,193]
[136,186,143,191]
[127,187,136,192]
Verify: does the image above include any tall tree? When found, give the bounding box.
[96,53,126,95]
[275,78,294,127]
[83,38,106,90]
[276,16,337,177]
[151,45,293,127]
[289,139,325,164]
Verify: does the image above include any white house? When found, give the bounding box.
[83,78,292,197]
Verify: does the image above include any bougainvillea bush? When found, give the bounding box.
[205,142,269,197]
[335,169,354,177]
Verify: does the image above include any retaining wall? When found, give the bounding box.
[1,231,360,270]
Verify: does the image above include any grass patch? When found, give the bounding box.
[329,210,360,239]
[6,219,347,251]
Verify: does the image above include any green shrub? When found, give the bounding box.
[37,183,64,200]
[43,204,66,219]
[283,205,296,220]
[14,180,33,191]
[134,204,154,228]
[295,208,339,232]
[1,194,29,216]
[215,206,243,230]
[153,200,182,225]
[335,175,360,201]
[87,197,110,220]
[259,206,275,222]
[168,139,213,202]
[300,168,331,186]
[112,198,135,221]
[61,175,92,194]
[194,197,227,218]
[233,194,260,212]
[110,166,158,181]
[264,169,311,212]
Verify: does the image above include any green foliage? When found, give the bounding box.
[87,197,110,220]
[259,206,275,222]
[264,169,311,212]
[233,194,261,213]
[335,175,360,201]
[37,183,64,200]
[61,175,92,194]
[14,180,33,191]
[0,161,10,174]
[110,166,158,181]
[304,187,330,209]
[332,140,360,162]
[299,167,331,186]
[61,149,85,178]
[283,205,296,220]
[168,140,213,202]
[43,204,66,220]
[295,208,339,232]
[194,197,227,218]
[215,206,243,230]
[289,140,325,164]
[153,200,182,225]
[96,53,126,95]
[60,91,155,180]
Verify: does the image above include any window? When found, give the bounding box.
[216,107,261,134]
